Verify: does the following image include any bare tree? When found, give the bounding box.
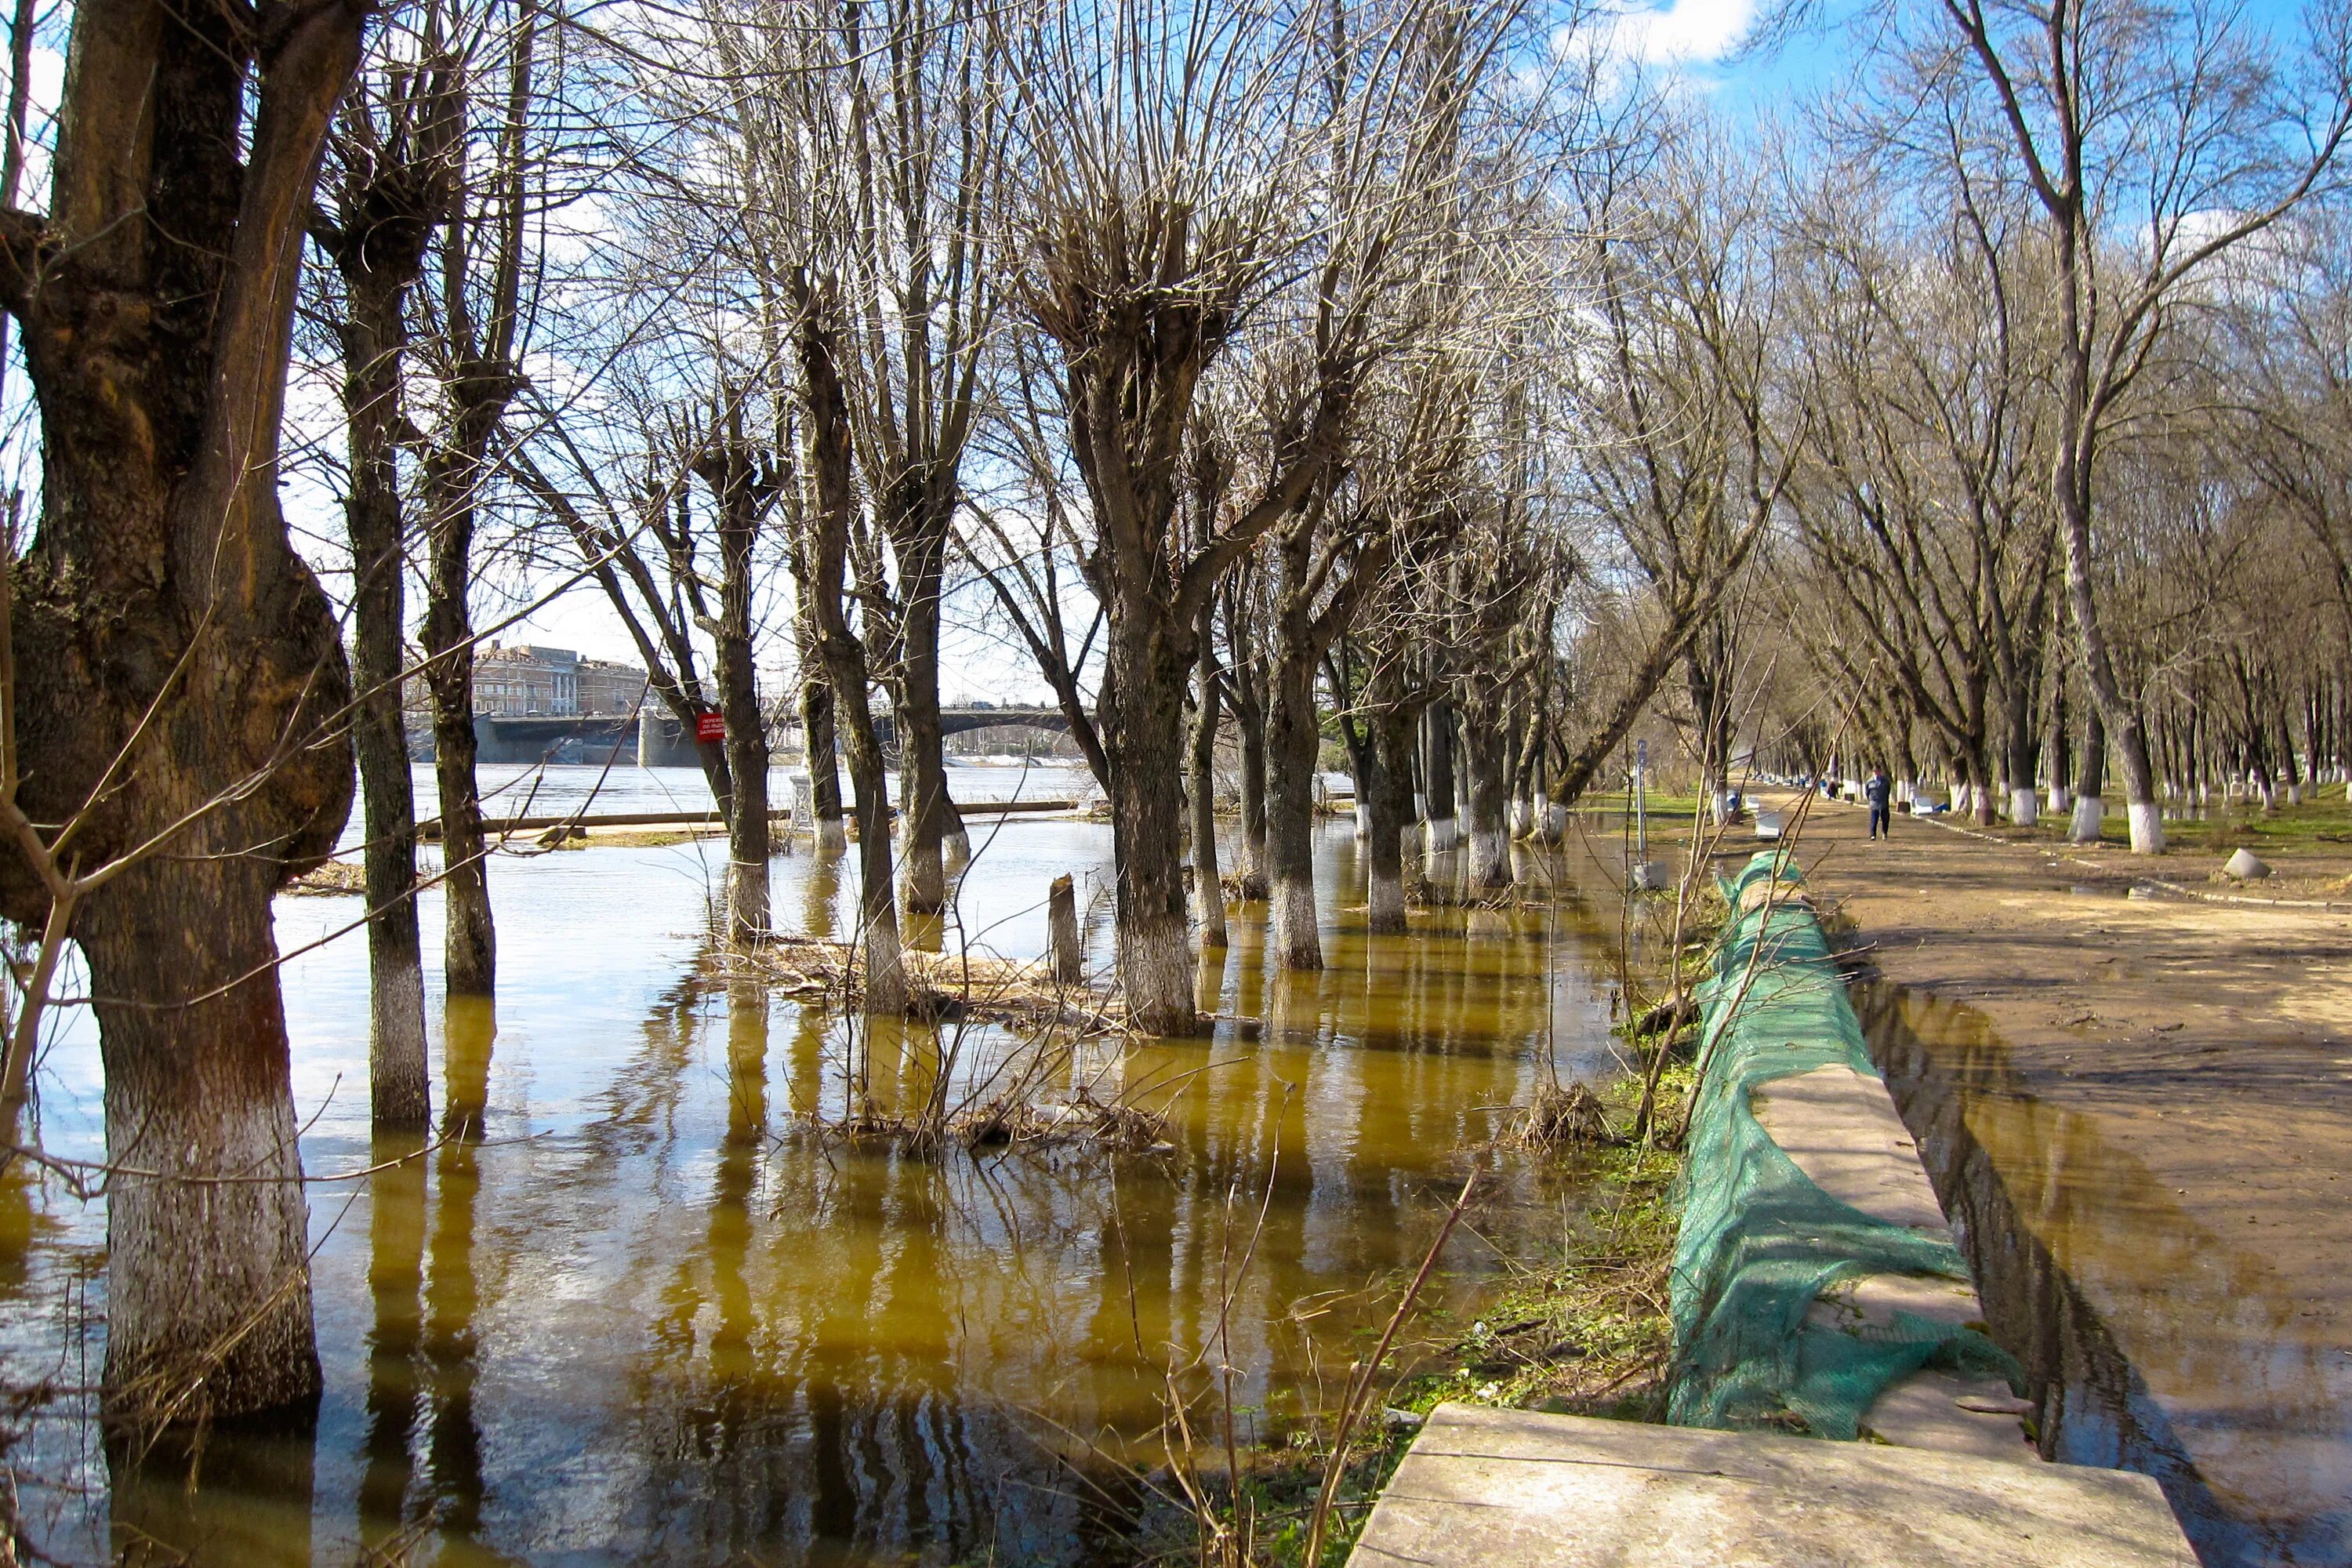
[1908,0,2352,850]
[414,0,539,994]
[1548,122,1795,814]
[314,16,459,1129]
[1000,0,1539,1026]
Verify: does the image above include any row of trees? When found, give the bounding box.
[2,0,2349,1435]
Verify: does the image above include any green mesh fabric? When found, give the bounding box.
[1666,851,2020,1439]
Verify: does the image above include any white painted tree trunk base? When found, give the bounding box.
[2009,788,2038,826]
[2127,800,2165,854]
[1354,804,1371,839]
[863,920,908,1014]
[728,860,771,942]
[1272,873,1322,970]
[2069,795,2103,843]
[1468,829,1511,890]
[369,943,430,1130]
[1119,920,1199,1035]
[815,820,848,855]
[1367,869,1406,934]
[102,1044,320,1418]
[2049,787,2071,814]
[1425,816,1457,854]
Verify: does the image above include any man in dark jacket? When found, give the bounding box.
[1865,768,1893,840]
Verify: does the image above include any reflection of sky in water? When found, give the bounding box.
[1,812,1628,1566]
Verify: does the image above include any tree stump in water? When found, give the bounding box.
[1048,875,1083,983]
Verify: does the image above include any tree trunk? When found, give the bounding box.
[716,543,770,943]
[422,506,495,995]
[696,414,779,942]
[796,290,904,1011]
[0,0,368,1422]
[2005,668,2040,826]
[1233,677,1270,900]
[336,252,429,1130]
[1461,702,1512,891]
[1100,612,1199,1033]
[2055,397,2161,850]
[799,639,848,854]
[891,527,956,915]
[83,855,323,1424]
[1265,634,1323,971]
[1366,702,1415,935]
[1190,624,1228,949]
[2045,679,2071,811]
[2070,701,2107,843]
[1422,699,1458,858]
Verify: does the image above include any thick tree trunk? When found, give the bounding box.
[702,430,775,942]
[1265,638,1323,971]
[1461,703,1512,891]
[1422,699,1458,858]
[0,0,366,1427]
[83,859,321,1423]
[1366,704,1416,935]
[717,601,769,942]
[423,562,495,995]
[2055,414,2161,848]
[2005,670,2039,826]
[1101,614,1200,1034]
[1190,628,1228,949]
[337,264,429,1129]
[838,705,903,1011]
[2045,681,2071,812]
[419,376,511,1000]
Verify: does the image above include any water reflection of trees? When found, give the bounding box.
[82,845,1624,1566]
[517,883,1607,1564]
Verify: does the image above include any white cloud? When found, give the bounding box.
[1579,0,1757,72]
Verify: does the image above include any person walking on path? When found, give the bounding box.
[1865,767,1893,840]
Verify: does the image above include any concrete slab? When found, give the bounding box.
[1750,1065,1949,1235]
[1347,1403,2197,1568]
[1861,1367,2039,1463]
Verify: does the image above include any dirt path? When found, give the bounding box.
[1760,790,2352,1566]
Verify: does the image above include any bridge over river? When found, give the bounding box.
[423,705,1076,765]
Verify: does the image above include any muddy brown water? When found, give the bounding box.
[0,797,1635,1566]
[1857,981,2352,1568]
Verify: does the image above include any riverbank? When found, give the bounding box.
[1761,787,2352,1566]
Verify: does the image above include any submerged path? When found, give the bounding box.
[1779,789,2352,1566]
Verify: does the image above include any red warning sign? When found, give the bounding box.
[696,711,726,742]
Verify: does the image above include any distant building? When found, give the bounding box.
[468,644,645,717]
[576,655,649,716]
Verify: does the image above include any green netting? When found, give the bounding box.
[1666,851,2020,1439]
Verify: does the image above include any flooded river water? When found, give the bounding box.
[0,765,1633,1566]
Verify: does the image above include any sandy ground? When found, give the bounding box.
[1751,789,2352,1566]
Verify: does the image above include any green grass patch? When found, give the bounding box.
[1981,787,2352,862]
